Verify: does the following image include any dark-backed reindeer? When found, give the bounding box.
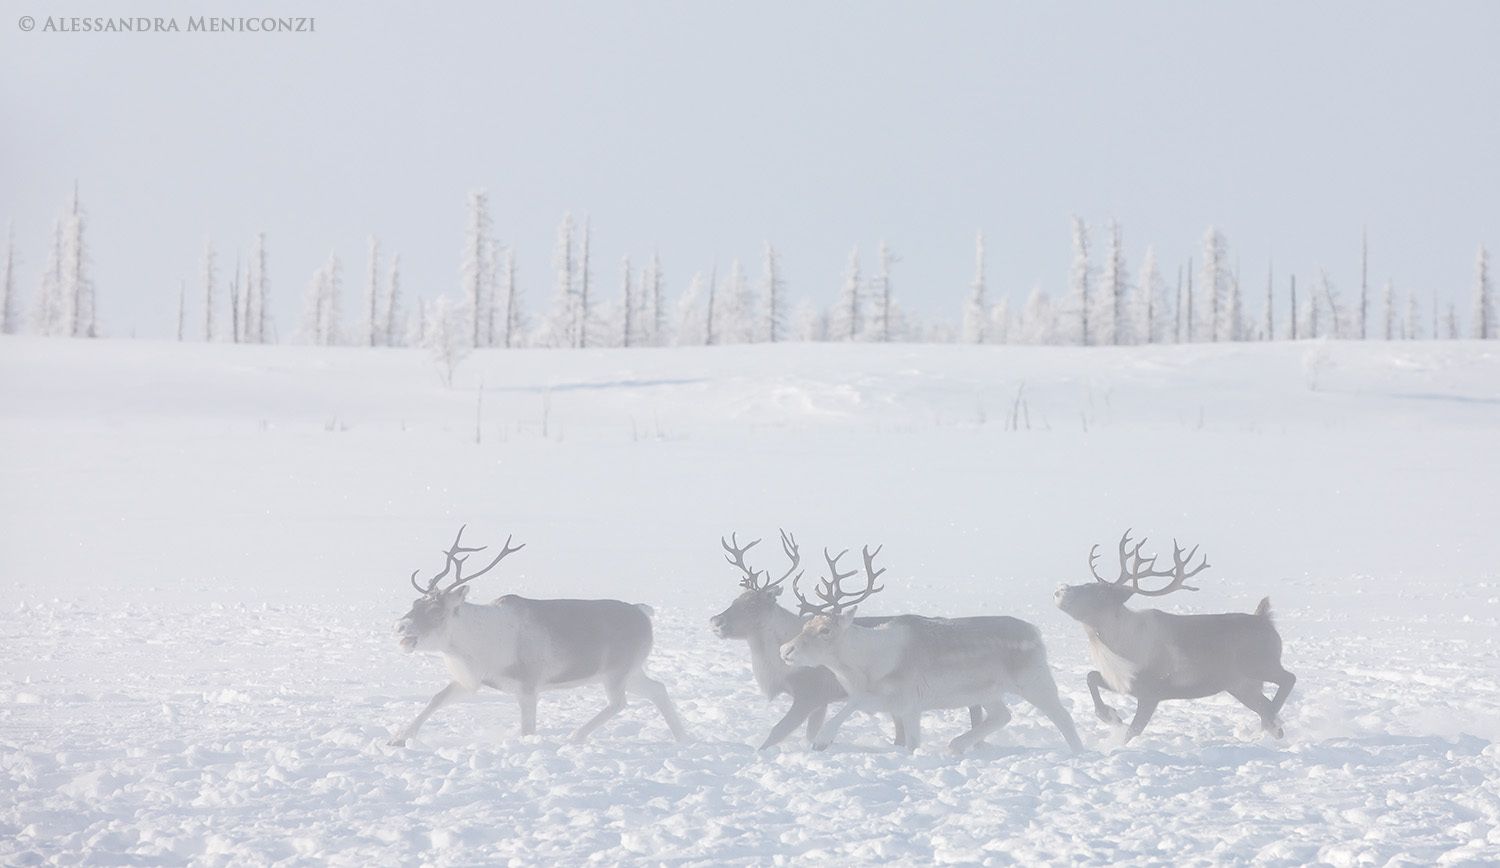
[391,526,688,746]
[780,545,1082,754]
[1054,530,1296,743]
[709,531,980,749]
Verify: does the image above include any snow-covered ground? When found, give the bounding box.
[2,336,1498,864]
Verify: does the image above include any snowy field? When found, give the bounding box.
[2,336,1498,864]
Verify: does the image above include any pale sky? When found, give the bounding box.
[3,1,1497,339]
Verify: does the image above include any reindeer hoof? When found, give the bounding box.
[811,739,831,751]
[1265,721,1284,739]
[387,738,407,748]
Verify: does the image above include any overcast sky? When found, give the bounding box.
[3,1,1497,339]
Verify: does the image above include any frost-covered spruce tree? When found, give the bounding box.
[175,280,186,341]
[1200,227,1230,341]
[1067,217,1092,345]
[461,191,494,349]
[0,222,16,335]
[727,258,760,343]
[384,253,405,347]
[301,253,344,345]
[1473,244,1493,339]
[577,217,592,348]
[365,236,382,347]
[31,220,62,336]
[988,297,1010,345]
[423,294,470,386]
[321,252,344,345]
[674,271,706,346]
[1097,219,1127,344]
[300,264,326,344]
[830,246,862,341]
[643,252,665,346]
[1381,280,1396,340]
[60,184,95,338]
[962,231,987,344]
[1020,285,1053,345]
[541,212,575,348]
[1223,270,1243,342]
[499,248,522,348]
[791,298,824,341]
[249,232,268,343]
[619,255,634,347]
[1262,263,1274,341]
[703,264,718,346]
[201,239,217,341]
[1404,291,1421,340]
[1316,268,1341,338]
[760,242,785,343]
[1359,229,1369,339]
[228,254,241,343]
[1132,247,1167,343]
[871,240,897,342]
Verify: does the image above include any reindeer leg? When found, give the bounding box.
[804,703,827,743]
[891,715,906,746]
[1123,697,1158,743]
[1266,668,1296,725]
[811,696,869,751]
[1087,671,1124,726]
[950,702,1010,754]
[569,680,627,744]
[1226,682,1281,738]
[899,711,922,752]
[390,682,469,747]
[1019,673,1084,753]
[518,687,538,736]
[626,669,688,743]
[759,698,813,749]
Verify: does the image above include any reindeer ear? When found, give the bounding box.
[838,606,858,624]
[448,585,470,604]
[767,584,784,598]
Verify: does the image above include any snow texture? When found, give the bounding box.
[2,336,1498,864]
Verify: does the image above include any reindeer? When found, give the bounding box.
[710,531,982,749]
[390,526,688,746]
[779,546,1082,754]
[1053,530,1296,743]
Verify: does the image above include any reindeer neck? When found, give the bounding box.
[830,622,900,693]
[1086,600,1158,657]
[744,603,804,697]
[441,602,510,656]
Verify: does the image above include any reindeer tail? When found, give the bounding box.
[1254,597,1273,619]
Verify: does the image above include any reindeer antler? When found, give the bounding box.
[410,525,526,596]
[1088,529,1207,597]
[722,529,802,593]
[1130,540,1209,597]
[793,544,885,615]
[721,533,764,590]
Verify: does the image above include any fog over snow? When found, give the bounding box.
[1,338,1497,863]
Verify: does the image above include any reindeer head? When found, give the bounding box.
[780,545,885,665]
[395,526,524,653]
[710,530,802,639]
[1054,529,1209,624]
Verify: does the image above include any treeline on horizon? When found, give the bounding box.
[2,186,1495,349]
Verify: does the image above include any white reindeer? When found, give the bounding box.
[1054,530,1295,742]
[390,526,688,746]
[710,531,981,748]
[779,546,1083,754]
